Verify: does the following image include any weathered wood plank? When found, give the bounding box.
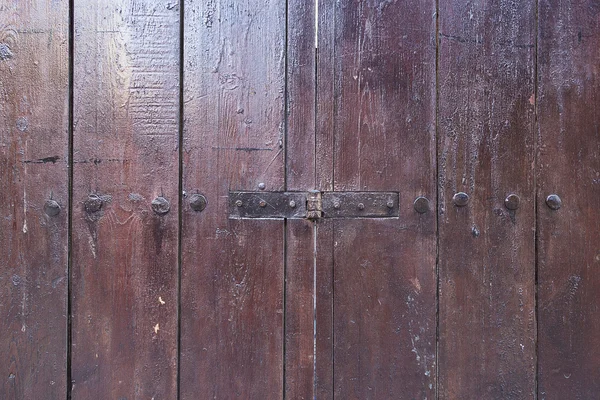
[329,1,437,398]
[537,1,600,398]
[71,1,179,398]
[437,1,536,398]
[0,1,69,398]
[180,0,286,397]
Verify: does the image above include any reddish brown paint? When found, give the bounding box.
[438,1,536,398]
[180,0,286,398]
[327,1,437,398]
[70,1,180,398]
[537,1,600,398]
[0,1,69,398]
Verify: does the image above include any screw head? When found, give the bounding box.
[44,200,61,216]
[504,194,520,210]
[387,200,394,209]
[453,192,469,207]
[259,200,267,208]
[85,194,104,213]
[258,182,266,190]
[357,203,365,210]
[289,200,296,208]
[413,196,430,214]
[189,193,207,212]
[546,194,562,210]
[151,196,170,215]
[235,199,243,207]
[333,201,340,209]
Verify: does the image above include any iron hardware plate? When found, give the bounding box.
[229,191,399,219]
[229,192,307,219]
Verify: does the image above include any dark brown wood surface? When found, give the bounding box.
[180,0,286,398]
[438,1,536,398]
[0,1,69,398]
[326,1,437,398]
[537,2,600,398]
[70,1,180,398]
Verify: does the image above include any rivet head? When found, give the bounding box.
[333,201,340,209]
[258,182,266,190]
[151,196,170,215]
[357,203,365,210]
[546,194,562,210]
[189,193,207,212]
[85,194,104,213]
[259,200,267,208]
[504,194,520,210]
[289,200,296,208]
[386,200,394,209]
[453,192,469,207]
[44,200,61,216]
[413,196,430,214]
[235,199,243,207]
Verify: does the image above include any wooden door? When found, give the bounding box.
[1,1,600,399]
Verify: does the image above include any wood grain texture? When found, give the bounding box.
[71,1,179,398]
[437,1,536,398]
[0,1,69,398]
[537,1,600,398]
[180,0,286,398]
[328,1,437,398]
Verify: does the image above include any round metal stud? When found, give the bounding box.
[453,192,469,207]
[413,196,430,214]
[258,182,266,190]
[85,194,104,213]
[504,194,520,211]
[44,200,61,216]
[189,193,207,212]
[235,199,243,207]
[357,203,365,210]
[333,201,341,209]
[151,196,170,215]
[259,200,267,208]
[546,194,562,210]
[386,200,394,209]
[289,200,296,208]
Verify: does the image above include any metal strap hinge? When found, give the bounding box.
[229,191,399,220]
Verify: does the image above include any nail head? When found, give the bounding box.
[44,200,61,216]
[258,183,266,190]
[358,203,365,210]
[453,192,469,207]
[413,196,430,214]
[151,196,170,215]
[189,193,207,212]
[504,194,520,210]
[546,194,562,210]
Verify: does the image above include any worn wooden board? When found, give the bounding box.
[284,1,317,398]
[180,0,286,398]
[325,1,437,397]
[70,1,180,398]
[437,1,536,398]
[537,2,600,398]
[0,1,69,398]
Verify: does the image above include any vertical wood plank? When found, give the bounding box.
[329,1,437,398]
[0,1,69,398]
[71,1,179,398]
[284,1,320,398]
[180,1,286,398]
[537,2,600,398]
[437,1,536,398]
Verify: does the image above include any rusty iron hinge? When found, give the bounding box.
[229,191,399,220]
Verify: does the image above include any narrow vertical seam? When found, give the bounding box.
[434,0,440,399]
[533,0,540,398]
[66,0,75,398]
[176,0,185,399]
[282,0,290,398]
